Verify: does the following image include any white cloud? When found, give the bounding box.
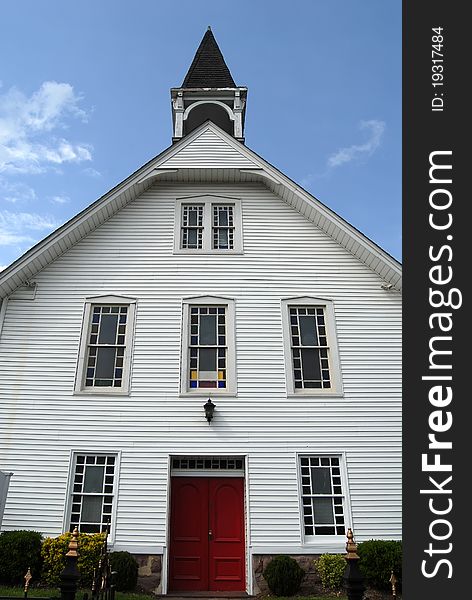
[0,209,60,247]
[82,167,102,178]
[49,194,70,204]
[0,178,37,203]
[327,120,386,168]
[0,232,35,246]
[0,210,59,230]
[0,81,92,174]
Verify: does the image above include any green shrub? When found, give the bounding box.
[41,532,106,587]
[0,530,43,584]
[263,555,305,596]
[314,553,346,590]
[357,539,402,590]
[109,552,138,591]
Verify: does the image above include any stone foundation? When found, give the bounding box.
[252,554,322,595]
[128,553,399,597]
[132,553,323,595]
[252,554,400,599]
[121,552,400,598]
[133,554,162,594]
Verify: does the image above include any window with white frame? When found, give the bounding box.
[75,296,136,393]
[299,455,347,537]
[68,453,117,534]
[181,204,204,249]
[175,196,243,253]
[212,204,235,250]
[282,297,342,395]
[181,297,236,394]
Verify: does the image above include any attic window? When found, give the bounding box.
[212,205,235,249]
[181,205,204,249]
[175,196,243,254]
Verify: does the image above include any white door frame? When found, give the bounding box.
[163,453,251,595]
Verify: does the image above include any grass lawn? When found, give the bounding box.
[0,589,348,600]
[0,587,155,600]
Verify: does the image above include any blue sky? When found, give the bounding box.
[0,0,401,269]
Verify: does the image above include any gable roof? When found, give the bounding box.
[182,28,236,88]
[159,127,257,168]
[0,121,402,298]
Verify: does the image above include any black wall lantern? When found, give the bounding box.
[203,398,216,423]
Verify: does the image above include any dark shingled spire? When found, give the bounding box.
[182,27,236,88]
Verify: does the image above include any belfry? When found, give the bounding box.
[171,27,247,142]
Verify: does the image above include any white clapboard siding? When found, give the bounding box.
[158,128,258,169]
[0,124,401,301]
[0,181,401,552]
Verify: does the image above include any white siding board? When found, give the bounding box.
[0,182,401,550]
[159,129,257,169]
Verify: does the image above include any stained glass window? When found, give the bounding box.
[188,306,227,389]
[299,456,346,536]
[212,205,234,249]
[181,205,204,249]
[289,306,331,389]
[70,454,116,533]
[85,306,128,387]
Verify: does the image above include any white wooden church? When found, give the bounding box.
[0,29,401,594]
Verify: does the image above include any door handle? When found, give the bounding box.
[208,529,213,540]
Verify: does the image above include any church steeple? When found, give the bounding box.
[171,28,247,142]
[182,27,236,88]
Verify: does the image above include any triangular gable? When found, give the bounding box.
[0,121,401,298]
[158,127,257,169]
[157,123,401,291]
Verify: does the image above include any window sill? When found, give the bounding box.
[73,389,130,396]
[301,536,347,548]
[286,391,344,399]
[179,391,237,398]
[173,249,244,255]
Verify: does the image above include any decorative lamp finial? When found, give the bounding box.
[66,527,79,557]
[389,570,398,597]
[24,567,33,593]
[207,25,212,31]
[345,528,360,559]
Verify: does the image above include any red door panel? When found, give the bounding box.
[209,478,245,591]
[169,476,245,592]
[169,478,209,591]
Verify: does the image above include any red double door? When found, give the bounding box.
[169,477,245,592]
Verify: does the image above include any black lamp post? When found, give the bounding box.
[203,398,216,423]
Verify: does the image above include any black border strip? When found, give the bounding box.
[403,2,467,596]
